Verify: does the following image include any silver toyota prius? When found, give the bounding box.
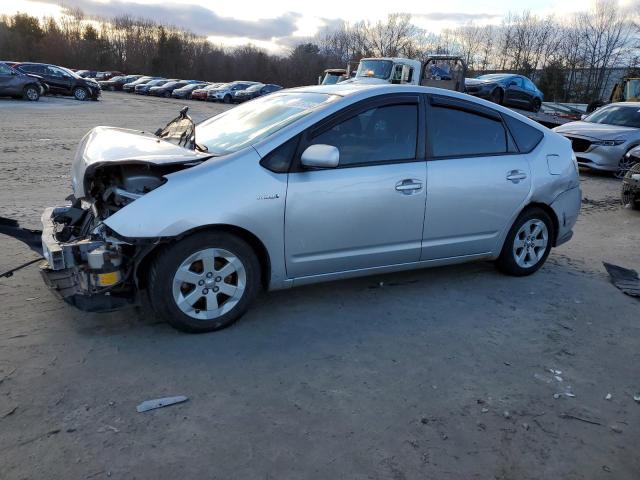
[37,84,581,332]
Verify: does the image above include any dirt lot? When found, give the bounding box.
[1,92,639,480]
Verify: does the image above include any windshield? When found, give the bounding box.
[246,84,264,92]
[585,105,640,128]
[322,74,343,85]
[356,60,393,80]
[162,81,179,88]
[196,92,339,155]
[148,80,167,87]
[109,76,124,82]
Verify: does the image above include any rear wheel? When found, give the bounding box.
[73,87,88,101]
[491,88,503,105]
[148,232,260,333]
[496,208,554,276]
[532,98,541,113]
[23,85,40,101]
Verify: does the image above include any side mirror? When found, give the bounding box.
[508,81,517,87]
[301,144,339,169]
[580,114,588,120]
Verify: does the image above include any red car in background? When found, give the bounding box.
[191,83,223,101]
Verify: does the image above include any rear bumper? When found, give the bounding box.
[550,186,581,247]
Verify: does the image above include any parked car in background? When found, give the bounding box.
[123,76,157,93]
[135,78,171,95]
[208,81,259,103]
[172,82,208,99]
[13,62,100,100]
[99,74,142,91]
[32,84,580,332]
[233,83,282,102]
[76,70,97,79]
[191,83,224,101]
[149,80,196,98]
[0,61,43,101]
[554,102,640,178]
[465,74,543,112]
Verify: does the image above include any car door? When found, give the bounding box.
[285,95,427,278]
[504,76,528,108]
[422,95,531,260]
[0,63,20,95]
[40,66,68,94]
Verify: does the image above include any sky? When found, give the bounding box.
[0,0,634,53]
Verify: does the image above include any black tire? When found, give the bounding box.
[495,207,554,277]
[73,87,88,101]
[223,94,232,104]
[532,98,541,113]
[147,231,261,333]
[23,84,40,101]
[614,151,638,179]
[491,88,503,105]
[164,91,170,98]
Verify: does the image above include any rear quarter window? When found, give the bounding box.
[502,115,544,153]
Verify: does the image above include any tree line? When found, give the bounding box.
[0,0,638,102]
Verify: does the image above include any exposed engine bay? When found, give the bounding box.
[18,107,211,311]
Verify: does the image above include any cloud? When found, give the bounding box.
[413,12,501,22]
[37,0,301,40]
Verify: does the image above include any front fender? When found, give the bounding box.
[103,148,289,286]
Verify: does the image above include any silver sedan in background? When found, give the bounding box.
[35,84,581,333]
[554,102,640,178]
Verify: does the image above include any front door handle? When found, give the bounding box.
[395,179,423,194]
[506,170,527,183]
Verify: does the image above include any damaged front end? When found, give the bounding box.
[17,108,211,312]
[40,203,137,311]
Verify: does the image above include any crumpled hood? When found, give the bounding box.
[553,121,637,140]
[71,126,210,198]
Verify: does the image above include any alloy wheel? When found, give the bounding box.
[512,219,548,268]
[615,155,637,179]
[171,248,246,321]
[74,88,87,100]
[25,87,39,101]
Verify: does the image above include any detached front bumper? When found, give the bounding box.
[40,206,135,311]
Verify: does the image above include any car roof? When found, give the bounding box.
[288,83,546,128]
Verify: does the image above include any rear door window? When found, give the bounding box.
[429,104,509,157]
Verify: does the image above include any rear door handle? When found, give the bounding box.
[395,179,423,194]
[506,170,527,183]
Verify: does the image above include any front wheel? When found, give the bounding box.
[223,94,232,104]
[23,85,40,101]
[73,87,88,101]
[147,232,261,333]
[614,153,638,179]
[496,208,554,276]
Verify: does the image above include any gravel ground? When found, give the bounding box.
[0,92,639,480]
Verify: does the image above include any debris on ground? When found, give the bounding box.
[633,393,640,403]
[136,395,189,413]
[559,413,602,426]
[603,262,640,298]
[605,393,612,401]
